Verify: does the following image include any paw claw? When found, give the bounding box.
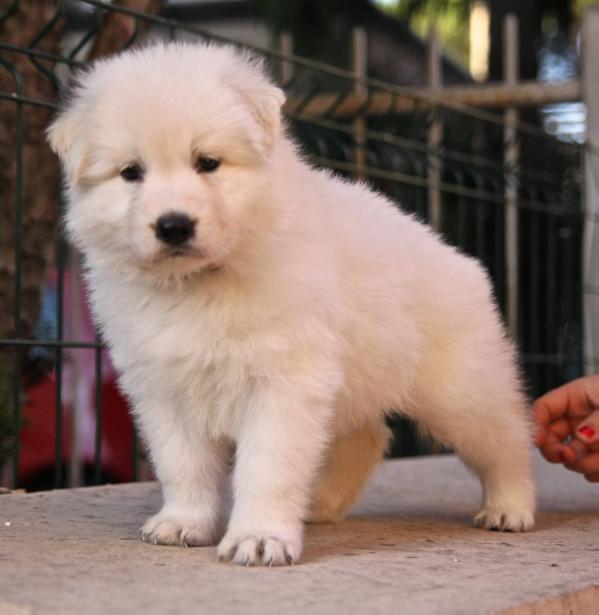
[140,512,219,547]
[475,507,535,532]
[217,529,301,567]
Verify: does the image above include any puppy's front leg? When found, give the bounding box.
[217,390,332,566]
[137,401,231,547]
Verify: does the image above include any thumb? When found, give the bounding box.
[574,410,599,444]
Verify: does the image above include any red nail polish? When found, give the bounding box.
[578,426,596,439]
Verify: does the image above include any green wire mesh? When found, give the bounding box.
[0,0,584,489]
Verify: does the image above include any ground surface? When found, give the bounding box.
[1,454,597,614]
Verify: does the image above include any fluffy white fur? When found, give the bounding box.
[48,43,536,566]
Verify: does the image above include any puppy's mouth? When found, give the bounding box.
[147,246,221,273]
[155,245,203,261]
[164,247,198,258]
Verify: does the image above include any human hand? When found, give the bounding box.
[533,376,599,482]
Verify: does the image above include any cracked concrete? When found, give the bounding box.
[0,453,597,614]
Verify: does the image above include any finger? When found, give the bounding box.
[564,452,599,476]
[539,417,579,461]
[546,418,572,442]
[534,377,599,427]
[533,388,570,430]
[541,431,574,463]
[534,416,570,448]
[584,472,599,483]
[533,418,546,447]
[574,410,599,445]
[568,439,589,462]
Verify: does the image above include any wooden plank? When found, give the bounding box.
[283,80,580,118]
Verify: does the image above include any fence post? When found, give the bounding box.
[427,27,442,232]
[352,26,367,180]
[67,253,85,488]
[582,7,599,375]
[278,30,293,86]
[503,14,519,341]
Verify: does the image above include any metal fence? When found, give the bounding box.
[0,0,584,489]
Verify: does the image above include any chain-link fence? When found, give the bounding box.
[0,0,584,489]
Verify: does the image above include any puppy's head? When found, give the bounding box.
[48,43,285,283]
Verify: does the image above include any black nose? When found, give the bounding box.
[155,213,196,246]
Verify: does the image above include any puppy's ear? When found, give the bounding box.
[47,105,86,183]
[47,105,82,159]
[242,82,285,155]
[229,56,286,155]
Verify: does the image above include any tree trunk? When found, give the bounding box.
[0,0,62,346]
[0,0,162,470]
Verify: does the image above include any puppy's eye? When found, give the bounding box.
[196,156,220,173]
[120,164,144,182]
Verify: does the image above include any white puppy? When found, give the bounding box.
[48,43,535,566]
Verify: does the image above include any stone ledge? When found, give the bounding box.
[1,453,597,614]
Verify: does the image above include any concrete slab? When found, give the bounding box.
[0,453,597,614]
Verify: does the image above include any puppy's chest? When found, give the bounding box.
[102,288,278,409]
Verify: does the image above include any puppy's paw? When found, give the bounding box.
[474,507,535,532]
[217,527,302,566]
[141,512,220,547]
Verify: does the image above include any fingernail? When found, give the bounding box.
[578,426,596,440]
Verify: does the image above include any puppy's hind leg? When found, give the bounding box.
[467,409,536,533]
[417,367,536,532]
[308,420,391,523]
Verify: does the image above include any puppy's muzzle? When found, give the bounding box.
[155,213,196,246]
